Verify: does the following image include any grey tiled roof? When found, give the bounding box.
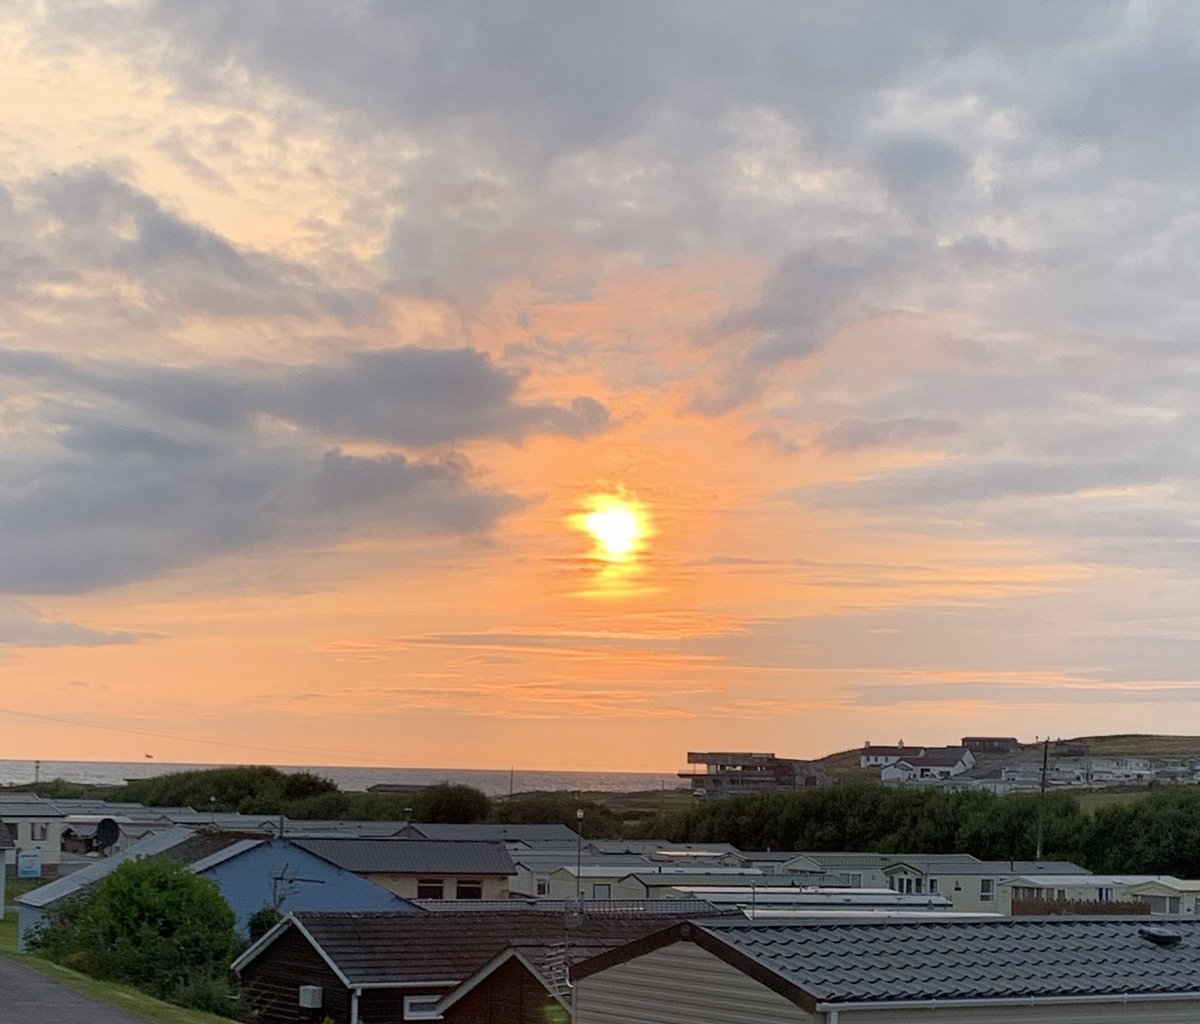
[690,918,1200,1004]
[274,910,706,986]
[413,898,724,916]
[799,852,981,871]
[292,837,516,875]
[628,872,827,888]
[936,860,1090,876]
[0,797,64,818]
[401,823,579,843]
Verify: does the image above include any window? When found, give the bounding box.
[980,878,994,902]
[914,877,924,894]
[929,878,939,894]
[1171,897,1181,914]
[32,823,49,841]
[404,994,443,1020]
[455,879,483,900]
[592,883,611,899]
[536,877,549,896]
[417,878,444,900]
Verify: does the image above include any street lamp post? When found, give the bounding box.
[575,807,584,902]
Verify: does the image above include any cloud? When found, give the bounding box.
[0,601,142,647]
[3,167,376,327]
[819,416,961,453]
[0,345,609,593]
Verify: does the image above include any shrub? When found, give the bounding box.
[33,857,240,1011]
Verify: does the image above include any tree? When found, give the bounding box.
[412,783,492,823]
[491,794,620,837]
[34,857,240,1012]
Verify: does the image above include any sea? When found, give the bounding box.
[0,759,683,798]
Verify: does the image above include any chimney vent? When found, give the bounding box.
[1138,926,1182,947]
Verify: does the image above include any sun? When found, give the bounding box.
[573,493,650,563]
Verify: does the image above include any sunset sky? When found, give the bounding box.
[4,2,1200,772]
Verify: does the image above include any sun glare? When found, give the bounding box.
[573,493,650,564]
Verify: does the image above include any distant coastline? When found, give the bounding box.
[0,758,682,797]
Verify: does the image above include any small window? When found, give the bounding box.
[404,994,443,1020]
[592,883,611,899]
[32,824,49,842]
[417,878,444,900]
[929,878,938,894]
[915,877,924,894]
[980,878,994,902]
[536,878,549,896]
[456,879,483,900]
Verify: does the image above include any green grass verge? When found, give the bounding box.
[0,912,234,1024]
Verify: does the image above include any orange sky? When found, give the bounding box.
[4,6,1200,771]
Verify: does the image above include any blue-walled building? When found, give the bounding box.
[16,829,415,950]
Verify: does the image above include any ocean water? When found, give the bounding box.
[0,758,683,797]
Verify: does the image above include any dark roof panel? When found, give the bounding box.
[691,917,1200,1004]
[282,909,709,986]
[292,837,516,875]
[403,823,579,843]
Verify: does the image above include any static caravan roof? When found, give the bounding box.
[291,837,516,875]
[1003,874,1169,888]
[576,916,1200,1010]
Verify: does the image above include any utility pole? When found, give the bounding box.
[1035,737,1049,861]
[575,808,585,902]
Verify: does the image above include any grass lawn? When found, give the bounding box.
[0,911,235,1024]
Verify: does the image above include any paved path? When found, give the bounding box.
[0,956,148,1023]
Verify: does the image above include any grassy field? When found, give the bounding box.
[0,910,235,1024]
[1076,787,1157,813]
[1025,734,1200,757]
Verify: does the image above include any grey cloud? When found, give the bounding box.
[851,681,1200,707]
[0,167,376,331]
[0,344,610,593]
[0,601,142,647]
[0,346,610,446]
[811,458,1172,508]
[871,134,972,196]
[690,239,930,415]
[0,420,515,594]
[820,417,961,453]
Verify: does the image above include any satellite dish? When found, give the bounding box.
[95,818,120,853]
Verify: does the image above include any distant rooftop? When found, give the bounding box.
[292,837,516,876]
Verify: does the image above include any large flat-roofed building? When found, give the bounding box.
[680,752,826,798]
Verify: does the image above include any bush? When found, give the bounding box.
[247,905,282,942]
[33,857,240,1013]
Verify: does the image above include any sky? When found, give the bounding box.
[4,2,1200,772]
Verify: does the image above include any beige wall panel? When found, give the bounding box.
[576,940,814,1024]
